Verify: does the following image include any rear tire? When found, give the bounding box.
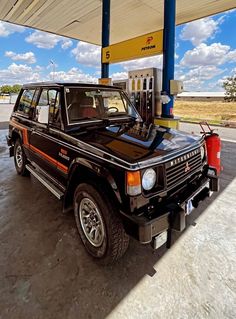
[73,183,129,264]
[14,139,29,176]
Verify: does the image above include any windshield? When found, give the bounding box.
[65,87,139,124]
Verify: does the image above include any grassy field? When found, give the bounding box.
[174,100,236,125]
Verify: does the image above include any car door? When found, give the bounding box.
[11,87,39,159]
[29,88,64,180]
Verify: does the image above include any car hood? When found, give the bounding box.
[74,123,203,168]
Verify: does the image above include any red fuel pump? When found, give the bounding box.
[200,122,221,175]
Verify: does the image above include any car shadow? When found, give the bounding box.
[0,137,235,319]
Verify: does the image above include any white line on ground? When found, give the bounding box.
[221,138,236,143]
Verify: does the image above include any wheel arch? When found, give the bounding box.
[63,158,122,213]
[11,128,23,144]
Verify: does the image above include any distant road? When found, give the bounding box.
[180,122,236,142]
[0,103,14,120]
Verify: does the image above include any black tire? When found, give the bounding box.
[73,183,129,264]
[14,139,30,176]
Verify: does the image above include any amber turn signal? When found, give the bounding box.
[126,171,141,196]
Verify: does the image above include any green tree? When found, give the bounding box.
[223,76,236,102]
[0,85,12,94]
[12,84,22,93]
[0,84,22,94]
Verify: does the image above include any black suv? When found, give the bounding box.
[7,82,218,264]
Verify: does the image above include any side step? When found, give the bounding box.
[26,164,64,200]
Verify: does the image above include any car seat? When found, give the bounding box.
[79,96,98,118]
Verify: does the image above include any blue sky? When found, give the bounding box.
[0,9,235,91]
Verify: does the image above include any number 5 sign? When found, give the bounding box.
[105,51,110,60]
[102,30,163,64]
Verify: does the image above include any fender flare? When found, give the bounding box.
[11,127,23,143]
[68,157,122,204]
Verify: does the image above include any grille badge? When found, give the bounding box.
[170,149,199,167]
[184,162,191,172]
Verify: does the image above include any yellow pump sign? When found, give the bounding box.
[102,30,163,64]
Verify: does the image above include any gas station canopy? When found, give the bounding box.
[0,0,235,45]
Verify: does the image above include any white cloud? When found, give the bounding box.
[48,67,97,83]
[71,42,100,67]
[61,39,73,50]
[0,63,97,85]
[0,21,25,37]
[25,30,66,49]
[207,78,226,91]
[227,50,236,62]
[180,16,224,46]
[0,63,42,85]
[176,65,225,91]
[231,67,236,75]
[46,61,58,70]
[35,65,44,72]
[119,55,163,71]
[111,72,128,80]
[179,65,224,81]
[5,51,36,64]
[180,43,236,67]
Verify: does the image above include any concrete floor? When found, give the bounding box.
[0,125,236,319]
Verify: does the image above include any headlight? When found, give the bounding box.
[200,145,205,160]
[142,168,156,190]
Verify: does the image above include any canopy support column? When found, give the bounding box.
[161,0,176,118]
[101,0,110,78]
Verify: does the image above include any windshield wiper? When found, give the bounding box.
[70,116,102,121]
[106,112,127,117]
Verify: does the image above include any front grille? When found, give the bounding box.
[165,148,202,189]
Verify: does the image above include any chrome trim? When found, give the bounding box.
[31,161,66,192]
[26,164,64,199]
[107,116,132,121]
[68,119,104,125]
[166,166,203,192]
[137,143,203,169]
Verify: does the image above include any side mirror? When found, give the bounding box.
[37,105,49,124]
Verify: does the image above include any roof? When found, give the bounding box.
[22,82,118,89]
[0,0,235,45]
[177,92,225,98]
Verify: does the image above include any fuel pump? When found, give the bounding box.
[142,76,147,122]
[146,76,154,123]
[129,78,136,105]
[128,68,162,124]
[135,77,141,114]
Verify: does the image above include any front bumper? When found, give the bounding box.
[121,174,219,244]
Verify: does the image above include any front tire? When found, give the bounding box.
[14,139,29,176]
[73,183,129,264]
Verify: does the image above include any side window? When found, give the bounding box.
[36,89,60,127]
[38,89,49,106]
[17,89,35,116]
[30,88,40,119]
[48,90,60,127]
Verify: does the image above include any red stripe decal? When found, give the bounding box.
[10,120,68,173]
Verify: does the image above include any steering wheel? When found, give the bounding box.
[108,106,119,113]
